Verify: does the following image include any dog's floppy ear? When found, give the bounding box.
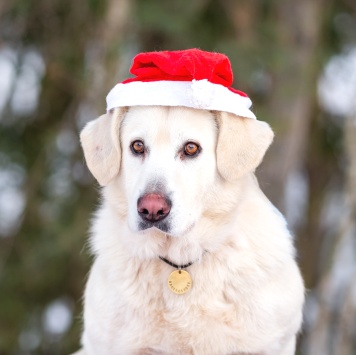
[80,107,127,186]
[216,111,274,181]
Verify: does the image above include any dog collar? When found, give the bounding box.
[158,256,195,269]
[159,256,194,295]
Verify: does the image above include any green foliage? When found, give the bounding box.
[0,0,106,352]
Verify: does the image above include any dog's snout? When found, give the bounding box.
[137,194,171,223]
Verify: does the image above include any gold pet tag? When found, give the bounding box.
[168,270,192,294]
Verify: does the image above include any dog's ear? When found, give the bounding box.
[80,107,127,186]
[216,111,274,181]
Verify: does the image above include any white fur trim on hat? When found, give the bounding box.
[106,80,256,119]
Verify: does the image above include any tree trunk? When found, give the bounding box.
[303,113,356,355]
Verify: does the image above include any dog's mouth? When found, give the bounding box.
[138,220,170,233]
[137,220,195,239]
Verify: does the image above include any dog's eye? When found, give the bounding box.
[184,142,200,156]
[131,140,145,154]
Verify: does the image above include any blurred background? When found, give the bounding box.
[0,0,355,354]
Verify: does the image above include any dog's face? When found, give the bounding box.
[80,106,273,239]
[120,106,217,236]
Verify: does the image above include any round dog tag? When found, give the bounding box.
[168,270,192,294]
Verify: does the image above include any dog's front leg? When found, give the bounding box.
[70,350,85,355]
[273,335,296,355]
[248,335,296,355]
[132,349,173,355]
[71,348,169,355]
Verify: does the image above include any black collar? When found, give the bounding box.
[158,256,195,269]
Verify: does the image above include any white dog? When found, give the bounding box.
[76,105,304,355]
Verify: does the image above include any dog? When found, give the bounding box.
[77,105,304,354]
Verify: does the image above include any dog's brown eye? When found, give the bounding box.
[131,140,145,154]
[184,142,200,156]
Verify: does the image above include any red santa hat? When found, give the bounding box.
[106,49,256,119]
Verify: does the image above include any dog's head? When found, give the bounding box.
[80,106,273,238]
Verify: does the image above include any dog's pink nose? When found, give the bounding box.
[137,194,171,223]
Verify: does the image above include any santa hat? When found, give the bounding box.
[106,49,256,119]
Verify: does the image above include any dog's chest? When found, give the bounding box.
[85,258,273,354]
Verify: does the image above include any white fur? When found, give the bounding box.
[78,106,304,355]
